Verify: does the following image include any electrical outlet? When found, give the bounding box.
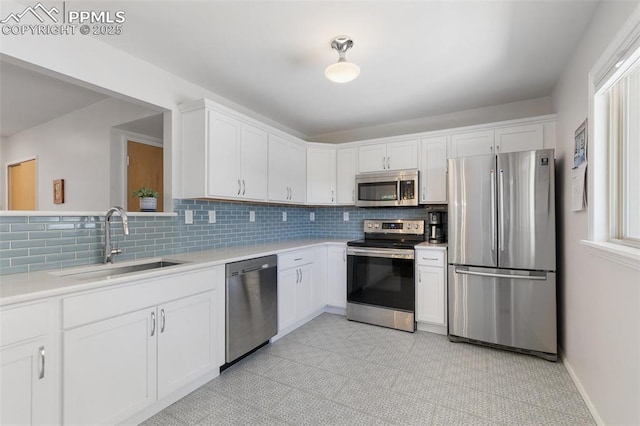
[343,212,349,221]
[185,210,193,225]
[250,211,255,222]
[208,210,216,224]
[310,212,315,221]
[282,212,287,222]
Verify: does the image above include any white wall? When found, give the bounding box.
[312,96,553,143]
[551,1,640,425]
[1,97,159,210]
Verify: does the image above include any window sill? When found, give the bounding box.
[580,240,640,271]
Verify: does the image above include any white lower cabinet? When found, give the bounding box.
[0,301,56,426]
[326,244,347,309]
[61,268,221,425]
[278,259,314,332]
[277,248,330,335]
[63,308,157,425]
[415,248,447,332]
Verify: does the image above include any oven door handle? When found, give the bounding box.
[347,247,414,260]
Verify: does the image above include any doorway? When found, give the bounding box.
[8,159,36,210]
[127,141,163,212]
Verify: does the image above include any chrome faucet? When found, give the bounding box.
[104,206,130,264]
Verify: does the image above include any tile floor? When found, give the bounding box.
[142,313,594,425]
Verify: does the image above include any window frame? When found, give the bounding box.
[584,6,640,269]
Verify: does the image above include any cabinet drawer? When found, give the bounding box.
[416,250,445,267]
[0,302,50,347]
[278,249,314,270]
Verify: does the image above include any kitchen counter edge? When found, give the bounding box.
[0,239,350,306]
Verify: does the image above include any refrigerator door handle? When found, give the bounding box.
[499,169,505,252]
[490,169,496,252]
[454,268,547,281]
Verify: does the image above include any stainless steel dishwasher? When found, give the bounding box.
[225,255,278,365]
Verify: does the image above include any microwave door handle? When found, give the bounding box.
[397,180,401,203]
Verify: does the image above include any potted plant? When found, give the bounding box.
[132,187,159,212]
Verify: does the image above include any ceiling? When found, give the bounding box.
[78,0,598,140]
[0,61,107,138]
[114,114,164,141]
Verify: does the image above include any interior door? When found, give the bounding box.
[8,159,36,210]
[127,141,163,212]
[447,155,497,267]
[497,149,555,271]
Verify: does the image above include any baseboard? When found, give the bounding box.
[416,321,447,335]
[124,368,220,425]
[559,348,604,426]
[323,305,345,315]
[272,308,325,342]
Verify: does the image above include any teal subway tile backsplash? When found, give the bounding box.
[0,199,432,276]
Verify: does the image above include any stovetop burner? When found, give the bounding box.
[348,219,426,249]
[346,239,423,249]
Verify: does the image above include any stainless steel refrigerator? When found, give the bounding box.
[447,149,557,360]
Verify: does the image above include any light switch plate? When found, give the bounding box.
[343,212,349,221]
[250,211,255,222]
[310,212,315,221]
[208,210,216,224]
[185,210,193,224]
[282,212,287,222]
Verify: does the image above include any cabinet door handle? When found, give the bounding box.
[418,270,422,283]
[300,268,303,282]
[422,257,438,261]
[242,180,246,196]
[38,346,45,380]
[237,179,241,195]
[296,268,300,283]
[331,190,334,202]
[343,249,346,262]
[387,156,390,169]
[352,189,355,202]
[151,311,156,336]
[160,309,166,333]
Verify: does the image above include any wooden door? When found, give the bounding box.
[8,159,36,210]
[127,141,163,212]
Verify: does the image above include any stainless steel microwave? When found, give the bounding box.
[355,169,419,207]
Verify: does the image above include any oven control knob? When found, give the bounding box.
[374,224,379,228]
[368,223,372,228]
[408,224,413,229]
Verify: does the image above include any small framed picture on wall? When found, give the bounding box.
[53,179,64,204]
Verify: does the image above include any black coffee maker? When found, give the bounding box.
[428,211,446,243]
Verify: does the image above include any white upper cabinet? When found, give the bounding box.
[494,123,544,153]
[239,125,269,200]
[448,123,544,158]
[268,134,306,203]
[448,130,495,158]
[336,147,357,204]
[358,140,418,173]
[306,146,337,205]
[181,101,268,201]
[419,136,448,204]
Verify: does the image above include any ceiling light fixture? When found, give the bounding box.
[325,36,360,83]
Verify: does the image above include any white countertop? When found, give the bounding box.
[0,239,349,306]
[415,242,448,250]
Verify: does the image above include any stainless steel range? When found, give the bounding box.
[346,219,425,332]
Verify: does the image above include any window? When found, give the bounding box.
[587,10,640,265]
[608,57,640,247]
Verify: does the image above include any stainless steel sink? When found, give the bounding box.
[54,260,187,280]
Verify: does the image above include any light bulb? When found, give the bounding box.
[325,60,360,83]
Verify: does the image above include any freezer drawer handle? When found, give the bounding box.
[455,268,547,281]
